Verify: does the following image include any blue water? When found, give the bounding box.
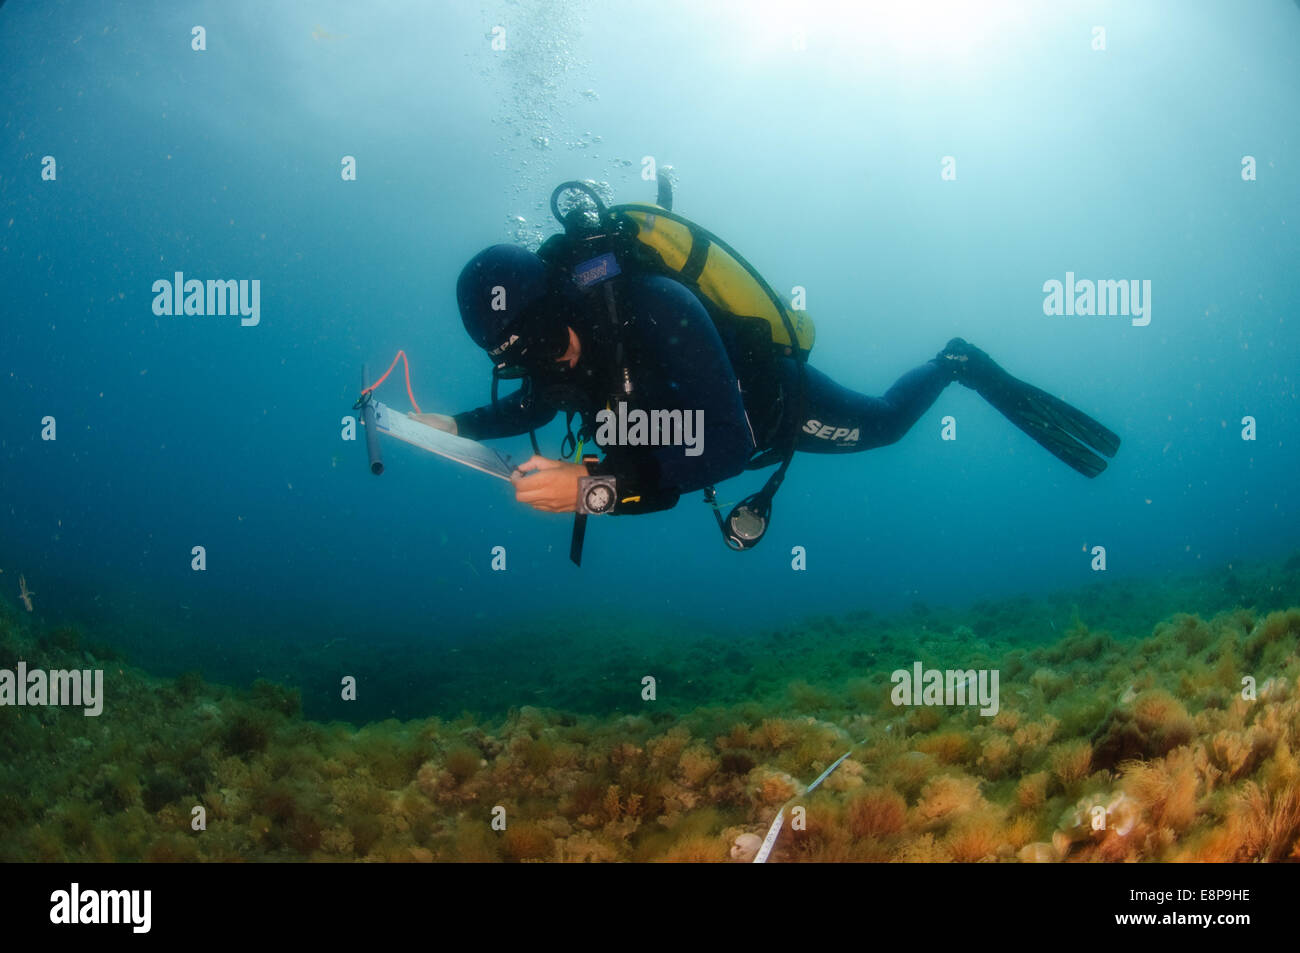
[3,1,1298,705]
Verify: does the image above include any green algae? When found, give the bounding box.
[1,555,1299,862]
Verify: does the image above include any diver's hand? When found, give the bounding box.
[510,455,584,513]
[407,412,457,435]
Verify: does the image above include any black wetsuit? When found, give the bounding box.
[453,274,952,513]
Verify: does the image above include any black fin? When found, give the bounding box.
[973,370,1120,478]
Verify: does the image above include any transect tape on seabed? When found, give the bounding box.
[368,400,516,481]
[754,749,855,864]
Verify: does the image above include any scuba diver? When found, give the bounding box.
[411,181,1119,563]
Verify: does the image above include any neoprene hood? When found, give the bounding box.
[456,244,568,370]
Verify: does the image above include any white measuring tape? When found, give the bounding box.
[753,749,854,864]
